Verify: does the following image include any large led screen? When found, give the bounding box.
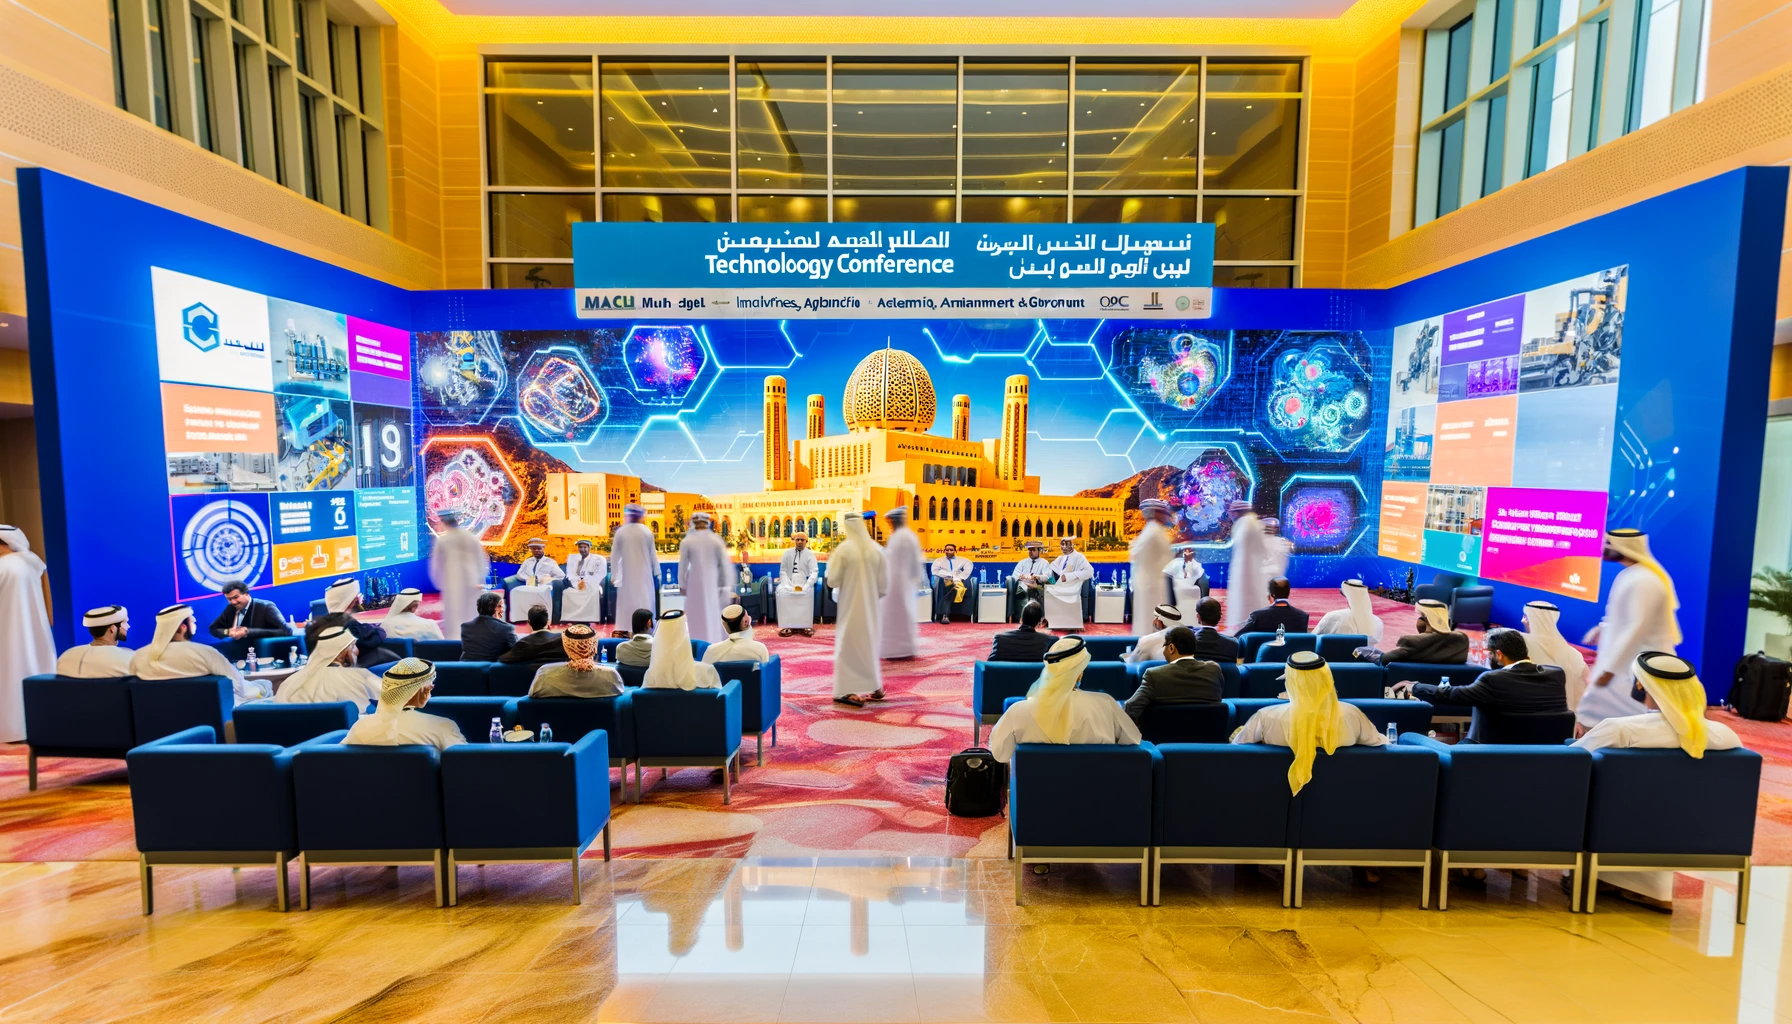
[1378,265,1626,599]
[152,267,419,600]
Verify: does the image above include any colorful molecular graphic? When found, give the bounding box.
[418,330,508,424]
[517,350,605,443]
[1140,333,1225,412]
[425,445,517,539]
[179,498,271,592]
[1265,346,1370,453]
[1175,450,1248,540]
[623,326,705,405]
[1281,482,1359,551]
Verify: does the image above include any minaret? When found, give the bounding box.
[763,376,790,490]
[807,394,826,440]
[999,374,1029,484]
[952,395,970,441]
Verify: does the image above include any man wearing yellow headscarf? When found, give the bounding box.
[1230,650,1387,794]
[1580,529,1683,731]
[1575,651,1743,908]
[988,636,1141,763]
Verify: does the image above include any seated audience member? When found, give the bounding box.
[129,604,271,703]
[307,578,400,667]
[56,605,134,678]
[702,605,770,664]
[1123,625,1223,722]
[642,610,720,690]
[1124,604,1184,664]
[208,580,292,644]
[616,609,656,667]
[930,544,976,624]
[459,592,518,661]
[1230,651,1386,792]
[528,624,623,698]
[275,626,382,706]
[1392,627,1568,740]
[381,588,444,641]
[1356,598,1469,665]
[1575,651,1744,910]
[1187,598,1241,662]
[500,606,565,664]
[988,600,1057,662]
[1164,543,1211,600]
[1521,600,1590,710]
[988,636,1143,762]
[1010,539,1051,612]
[1313,579,1385,642]
[1231,577,1311,637]
[342,658,466,750]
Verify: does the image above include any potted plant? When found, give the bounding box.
[1749,567,1792,659]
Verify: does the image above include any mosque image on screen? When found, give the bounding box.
[414,320,1380,581]
[150,268,419,598]
[1377,265,1627,600]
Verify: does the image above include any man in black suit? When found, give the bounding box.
[1231,577,1310,637]
[1186,598,1241,662]
[1358,598,1470,665]
[501,605,566,664]
[306,578,400,666]
[988,601,1056,662]
[209,580,292,642]
[1123,626,1224,722]
[1393,627,1567,740]
[460,591,519,661]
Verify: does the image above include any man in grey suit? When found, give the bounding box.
[1124,626,1224,723]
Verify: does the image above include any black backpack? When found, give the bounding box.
[944,747,1008,817]
[1729,653,1792,722]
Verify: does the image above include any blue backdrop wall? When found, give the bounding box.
[21,166,1786,697]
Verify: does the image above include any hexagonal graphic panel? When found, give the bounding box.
[623,326,707,405]
[1026,321,1109,380]
[1278,474,1368,554]
[1257,337,1372,461]
[1173,446,1254,545]
[416,330,509,428]
[516,346,608,446]
[421,436,523,548]
[1109,326,1234,432]
[701,322,799,369]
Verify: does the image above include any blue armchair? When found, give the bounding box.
[233,702,362,747]
[430,661,494,697]
[713,656,783,765]
[1082,637,1140,661]
[1401,736,1592,910]
[422,696,514,742]
[1242,633,1319,663]
[1449,585,1496,630]
[487,662,539,698]
[1383,663,1483,724]
[255,635,305,663]
[618,664,647,688]
[1345,698,1436,738]
[630,680,744,803]
[1133,702,1232,745]
[292,739,447,908]
[440,731,613,905]
[1290,744,1439,907]
[1413,573,1468,604]
[127,725,308,913]
[1241,663,1384,701]
[414,639,463,663]
[511,694,637,802]
[1315,634,1372,663]
[23,674,136,790]
[129,676,235,744]
[1472,709,1577,745]
[1009,743,1158,905]
[1154,743,1296,905]
[1079,661,1136,702]
[1584,747,1761,921]
[972,662,1044,745]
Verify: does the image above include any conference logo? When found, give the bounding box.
[182,302,221,352]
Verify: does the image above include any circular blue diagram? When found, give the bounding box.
[180,499,271,593]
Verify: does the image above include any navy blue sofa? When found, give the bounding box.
[22,675,136,790]
[232,702,362,747]
[630,680,743,803]
[512,694,638,802]
[1154,743,1297,905]
[1009,742,1157,905]
[1290,744,1439,907]
[292,739,448,908]
[1241,632,1318,663]
[713,655,783,764]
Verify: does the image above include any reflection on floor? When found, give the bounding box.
[0,856,1788,1023]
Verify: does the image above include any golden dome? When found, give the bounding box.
[843,345,936,433]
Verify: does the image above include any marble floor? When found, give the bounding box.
[0,856,1788,1023]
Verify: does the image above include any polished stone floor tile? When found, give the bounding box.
[1,859,1790,1023]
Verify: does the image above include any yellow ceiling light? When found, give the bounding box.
[376,0,1431,57]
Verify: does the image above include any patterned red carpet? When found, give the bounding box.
[2,589,1788,863]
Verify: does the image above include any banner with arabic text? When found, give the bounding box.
[571,222,1215,320]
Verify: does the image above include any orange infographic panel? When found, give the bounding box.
[1377,481,1428,562]
[160,383,277,454]
[1428,395,1517,486]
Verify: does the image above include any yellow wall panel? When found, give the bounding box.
[0,0,112,103]
[1707,3,1792,96]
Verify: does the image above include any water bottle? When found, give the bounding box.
[1440,674,1451,688]
[1274,624,1286,645]
[247,648,259,673]
[489,717,503,744]
[600,646,609,664]
[539,722,553,743]
[1386,722,1399,745]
